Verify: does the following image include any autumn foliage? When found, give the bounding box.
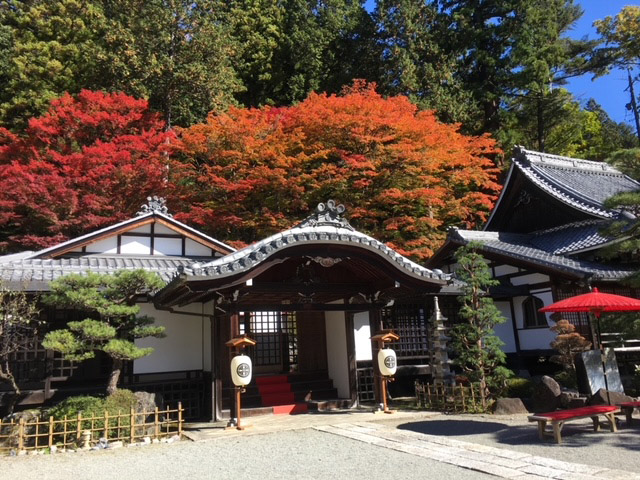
[0,90,177,251]
[176,82,501,259]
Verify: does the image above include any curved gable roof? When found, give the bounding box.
[486,147,640,230]
[184,201,448,284]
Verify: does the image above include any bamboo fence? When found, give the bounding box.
[415,381,486,413]
[0,403,183,455]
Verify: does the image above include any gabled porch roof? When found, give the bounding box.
[154,201,451,310]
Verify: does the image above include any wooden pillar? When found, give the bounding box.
[369,308,383,406]
[229,312,240,421]
[345,312,358,407]
[210,308,224,422]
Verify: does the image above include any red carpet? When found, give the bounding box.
[255,374,308,414]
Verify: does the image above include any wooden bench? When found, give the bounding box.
[619,401,640,426]
[528,405,620,444]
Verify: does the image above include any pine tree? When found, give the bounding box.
[42,271,165,395]
[450,242,512,408]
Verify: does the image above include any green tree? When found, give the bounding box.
[0,285,40,414]
[224,0,377,107]
[374,0,475,124]
[594,6,640,144]
[0,0,107,130]
[42,271,165,395]
[450,243,512,407]
[437,0,592,144]
[0,0,241,130]
[99,0,241,127]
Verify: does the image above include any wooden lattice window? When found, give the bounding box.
[522,296,548,328]
[382,303,429,360]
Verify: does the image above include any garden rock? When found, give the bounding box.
[134,391,164,413]
[493,397,529,414]
[559,390,580,408]
[532,375,561,412]
[588,388,634,406]
[0,410,40,449]
[107,441,123,449]
[567,397,588,408]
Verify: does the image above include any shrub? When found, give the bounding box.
[47,396,105,420]
[554,370,578,389]
[505,377,534,399]
[46,390,138,441]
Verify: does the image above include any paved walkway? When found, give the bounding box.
[316,421,640,480]
[184,409,640,479]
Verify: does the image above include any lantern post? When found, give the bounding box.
[371,330,400,414]
[225,335,257,430]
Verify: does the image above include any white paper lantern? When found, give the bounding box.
[378,348,397,376]
[230,354,252,386]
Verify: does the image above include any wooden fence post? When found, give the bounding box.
[178,402,183,437]
[104,411,109,440]
[48,416,54,449]
[76,413,82,445]
[17,418,25,452]
[154,407,159,439]
[130,408,135,444]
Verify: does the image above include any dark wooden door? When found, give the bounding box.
[296,311,328,373]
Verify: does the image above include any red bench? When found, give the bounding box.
[619,401,640,426]
[528,405,620,444]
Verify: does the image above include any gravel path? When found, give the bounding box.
[0,428,493,480]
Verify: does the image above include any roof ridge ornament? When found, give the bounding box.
[137,196,172,217]
[298,199,354,230]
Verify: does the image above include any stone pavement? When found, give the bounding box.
[184,409,640,479]
[315,421,640,480]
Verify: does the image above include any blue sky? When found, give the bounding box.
[565,1,633,125]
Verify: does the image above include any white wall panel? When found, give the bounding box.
[134,303,206,374]
[325,310,350,398]
[353,312,372,361]
[120,236,151,255]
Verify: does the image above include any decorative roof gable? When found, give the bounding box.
[24,197,234,260]
[485,147,640,231]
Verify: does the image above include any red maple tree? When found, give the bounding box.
[0,90,178,251]
[176,82,501,260]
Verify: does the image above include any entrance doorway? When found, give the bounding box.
[240,312,298,373]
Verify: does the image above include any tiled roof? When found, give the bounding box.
[450,229,634,281]
[0,254,196,290]
[529,220,612,255]
[511,147,640,219]
[182,201,450,284]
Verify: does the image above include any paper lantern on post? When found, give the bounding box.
[378,348,397,377]
[231,354,252,387]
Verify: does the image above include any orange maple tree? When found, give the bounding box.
[175,82,501,260]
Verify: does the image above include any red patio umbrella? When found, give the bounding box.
[539,288,640,403]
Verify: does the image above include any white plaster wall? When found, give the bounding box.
[120,236,151,255]
[86,236,118,254]
[186,238,212,257]
[129,225,151,234]
[325,311,350,398]
[494,301,516,353]
[154,224,176,235]
[353,312,372,361]
[494,264,519,276]
[510,273,550,286]
[512,291,556,350]
[134,303,207,374]
[154,237,182,256]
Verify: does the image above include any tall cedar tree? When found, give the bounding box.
[0,90,180,252]
[0,285,40,415]
[42,270,165,395]
[175,82,500,260]
[450,243,512,407]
